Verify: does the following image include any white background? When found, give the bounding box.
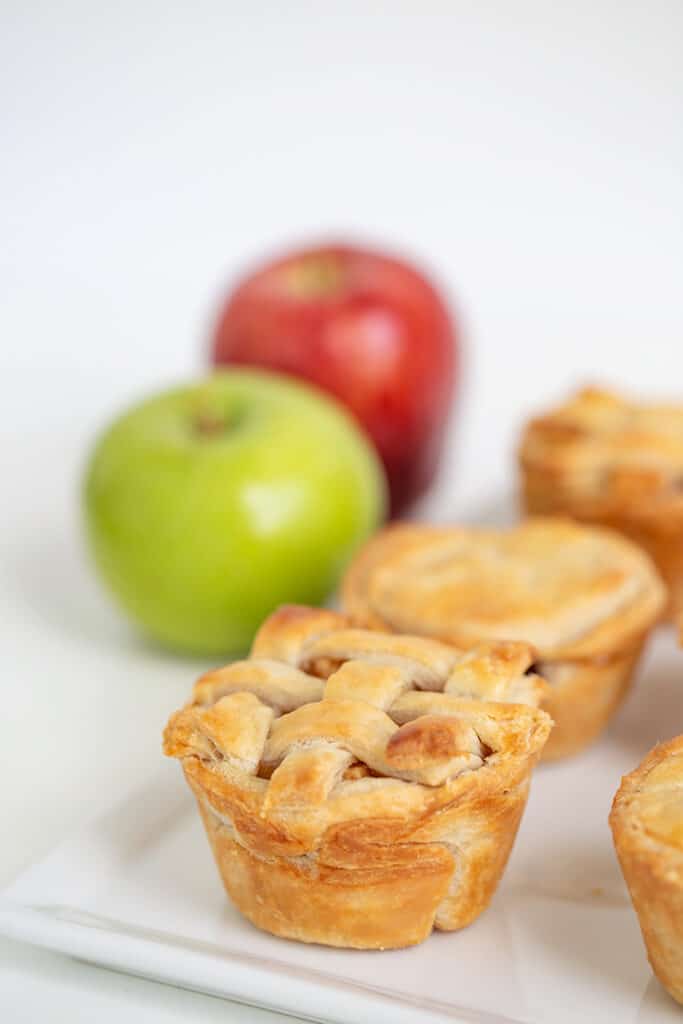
[1,2,682,1020]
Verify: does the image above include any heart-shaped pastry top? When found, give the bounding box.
[342,517,665,659]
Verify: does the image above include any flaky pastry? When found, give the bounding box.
[520,386,683,617]
[611,736,683,1004]
[342,517,665,759]
[164,605,552,949]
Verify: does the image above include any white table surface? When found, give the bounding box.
[2,2,682,1020]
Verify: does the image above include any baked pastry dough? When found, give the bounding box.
[164,605,552,949]
[610,736,683,1004]
[342,517,665,760]
[519,386,683,617]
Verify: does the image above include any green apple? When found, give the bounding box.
[84,370,386,655]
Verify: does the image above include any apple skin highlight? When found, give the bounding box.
[83,370,387,656]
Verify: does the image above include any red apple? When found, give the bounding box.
[211,243,458,515]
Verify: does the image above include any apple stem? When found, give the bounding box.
[194,398,247,437]
[284,255,344,298]
[195,412,225,437]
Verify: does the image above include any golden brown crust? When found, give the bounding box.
[193,791,456,949]
[519,386,683,617]
[341,519,664,760]
[610,736,683,1004]
[164,605,552,949]
[539,643,645,760]
[520,387,683,492]
[341,518,664,660]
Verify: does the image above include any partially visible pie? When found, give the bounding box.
[164,604,552,949]
[610,737,683,1004]
[342,517,665,759]
[519,386,683,617]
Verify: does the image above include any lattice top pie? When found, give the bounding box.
[520,387,683,511]
[164,605,551,851]
[342,517,665,660]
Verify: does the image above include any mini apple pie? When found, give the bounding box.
[163,605,551,949]
[342,517,665,760]
[519,386,683,617]
[610,736,683,1004]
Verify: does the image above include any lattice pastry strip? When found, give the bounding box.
[263,744,354,816]
[323,661,414,710]
[172,672,489,794]
[263,694,484,788]
[170,608,546,798]
[193,659,324,712]
[165,692,273,775]
[341,518,668,762]
[300,629,462,687]
[252,608,543,705]
[163,604,554,950]
[443,643,536,701]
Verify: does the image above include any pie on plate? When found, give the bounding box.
[519,385,683,618]
[163,605,552,949]
[610,736,683,1005]
[341,517,665,760]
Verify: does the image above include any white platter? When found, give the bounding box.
[2,631,683,1023]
